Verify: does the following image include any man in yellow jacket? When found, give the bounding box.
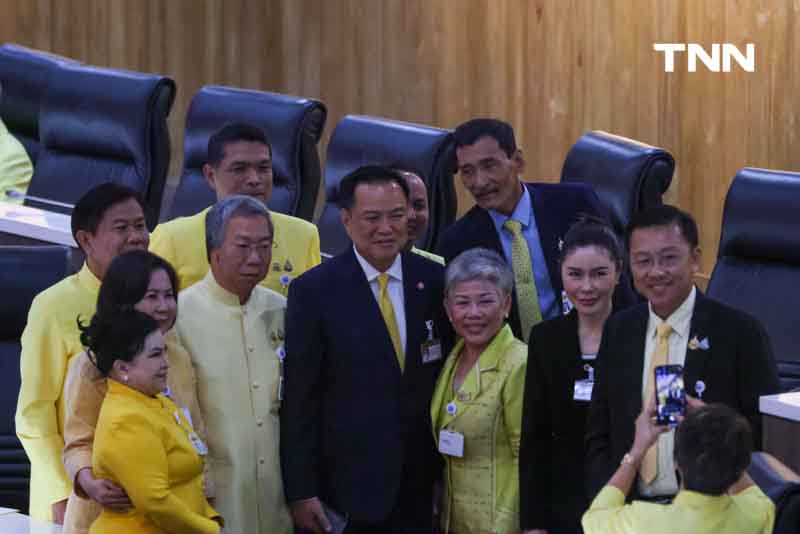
[150,122,320,295]
[15,183,150,522]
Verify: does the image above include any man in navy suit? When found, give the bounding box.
[438,118,636,341]
[280,166,449,534]
[585,205,779,501]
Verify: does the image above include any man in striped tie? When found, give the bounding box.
[281,166,450,534]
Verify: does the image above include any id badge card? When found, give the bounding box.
[438,429,464,457]
[189,432,209,456]
[573,379,594,402]
[422,339,443,364]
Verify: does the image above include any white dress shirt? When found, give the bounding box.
[639,286,697,497]
[353,246,407,354]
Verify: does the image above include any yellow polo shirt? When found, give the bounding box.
[15,264,101,520]
[150,208,320,296]
[582,485,774,534]
[0,117,33,204]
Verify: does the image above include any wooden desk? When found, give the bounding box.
[0,511,62,534]
[760,392,800,475]
[0,203,76,248]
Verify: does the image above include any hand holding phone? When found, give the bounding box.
[654,364,686,426]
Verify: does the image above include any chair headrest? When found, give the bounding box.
[0,43,80,160]
[0,246,72,339]
[718,167,800,263]
[319,114,454,255]
[561,130,674,232]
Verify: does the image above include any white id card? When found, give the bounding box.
[422,340,443,363]
[189,432,209,456]
[180,407,194,428]
[438,429,464,457]
[573,379,594,402]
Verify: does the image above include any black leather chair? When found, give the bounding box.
[707,168,800,391]
[0,245,73,513]
[561,131,675,234]
[166,85,327,222]
[747,452,800,534]
[24,63,175,229]
[318,115,456,256]
[0,43,79,164]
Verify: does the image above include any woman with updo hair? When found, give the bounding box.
[79,310,221,533]
[519,216,626,534]
[62,251,207,534]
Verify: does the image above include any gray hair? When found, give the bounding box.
[205,195,273,261]
[444,248,514,298]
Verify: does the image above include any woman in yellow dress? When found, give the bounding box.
[62,250,207,534]
[78,309,222,534]
[431,248,527,534]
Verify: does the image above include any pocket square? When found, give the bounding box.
[688,335,710,351]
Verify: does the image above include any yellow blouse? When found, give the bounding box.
[149,207,321,296]
[62,330,207,534]
[15,264,101,520]
[582,485,775,534]
[430,324,527,534]
[90,379,221,534]
[0,117,33,204]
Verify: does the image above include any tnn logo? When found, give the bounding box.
[653,43,755,72]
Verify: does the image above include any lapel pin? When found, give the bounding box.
[279,274,292,288]
[688,336,700,351]
[558,238,564,251]
[446,401,457,416]
[284,259,294,272]
[698,337,710,350]
[272,261,282,272]
[417,281,425,290]
[695,380,706,399]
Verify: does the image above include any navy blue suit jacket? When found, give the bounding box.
[280,248,449,527]
[438,181,637,339]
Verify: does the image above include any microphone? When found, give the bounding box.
[5,190,75,210]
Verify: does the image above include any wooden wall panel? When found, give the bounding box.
[1,0,798,275]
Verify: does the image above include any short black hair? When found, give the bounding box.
[79,310,160,377]
[336,165,410,210]
[97,250,179,315]
[674,403,753,495]
[625,204,699,250]
[207,122,272,167]
[71,183,144,246]
[453,118,518,160]
[559,214,625,270]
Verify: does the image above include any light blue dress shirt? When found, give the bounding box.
[488,187,559,320]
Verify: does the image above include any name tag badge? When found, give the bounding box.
[180,407,194,429]
[573,379,594,402]
[422,339,443,364]
[438,429,464,457]
[189,432,209,456]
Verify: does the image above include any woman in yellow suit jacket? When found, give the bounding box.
[431,248,527,534]
[79,309,222,534]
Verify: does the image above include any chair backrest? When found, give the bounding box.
[561,131,674,234]
[747,452,800,534]
[167,85,327,222]
[25,63,175,229]
[0,43,80,164]
[318,115,456,256]
[0,245,73,513]
[707,168,800,391]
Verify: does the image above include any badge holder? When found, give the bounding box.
[421,320,443,364]
[573,364,595,402]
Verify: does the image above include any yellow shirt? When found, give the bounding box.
[90,380,221,534]
[430,324,527,534]
[15,264,101,520]
[176,272,293,534]
[62,330,207,534]
[0,117,33,204]
[582,485,775,534]
[150,207,321,296]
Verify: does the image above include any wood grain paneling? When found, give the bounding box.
[2,0,798,274]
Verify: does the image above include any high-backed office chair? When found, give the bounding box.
[166,85,327,222]
[0,245,73,513]
[706,168,800,391]
[0,43,79,164]
[747,452,800,534]
[318,115,456,256]
[24,63,175,229]
[561,130,675,234]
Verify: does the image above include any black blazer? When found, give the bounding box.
[585,291,781,500]
[437,181,637,339]
[280,249,449,528]
[519,310,590,534]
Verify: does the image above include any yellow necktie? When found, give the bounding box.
[378,273,404,371]
[640,322,673,484]
[503,219,542,342]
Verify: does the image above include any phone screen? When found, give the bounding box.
[655,364,686,426]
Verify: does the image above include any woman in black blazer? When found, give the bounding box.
[519,217,626,534]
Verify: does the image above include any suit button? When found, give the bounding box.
[256,419,263,427]
[252,382,260,389]
[248,346,255,353]
[258,457,265,465]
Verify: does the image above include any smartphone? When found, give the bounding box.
[654,364,686,426]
